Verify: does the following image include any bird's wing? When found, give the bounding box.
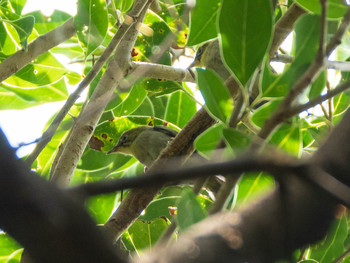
[153,126,178,138]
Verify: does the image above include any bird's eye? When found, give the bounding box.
[120,134,128,143]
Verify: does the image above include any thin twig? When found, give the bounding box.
[286,80,350,118]
[259,2,349,140]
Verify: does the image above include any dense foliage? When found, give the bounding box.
[1,0,350,262]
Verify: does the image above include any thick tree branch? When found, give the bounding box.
[269,3,307,56]
[0,130,123,263]
[138,102,350,263]
[131,61,195,82]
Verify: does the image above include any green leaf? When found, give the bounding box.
[263,14,320,97]
[309,216,348,263]
[194,124,223,159]
[113,84,148,117]
[251,99,281,127]
[0,22,19,55]
[295,0,348,19]
[4,15,34,50]
[222,128,251,156]
[113,0,134,12]
[309,71,326,99]
[187,0,220,46]
[86,192,117,224]
[74,0,108,57]
[218,0,273,85]
[139,196,181,221]
[0,233,22,262]
[122,218,168,252]
[142,78,181,96]
[3,52,71,87]
[34,105,82,177]
[1,77,68,102]
[333,92,350,116]
[132,95,170,120]
[9,0,27,15]
[269,123,302,156]
[232,173,275,208]
[27,10,72,35]
[195,68,232,123]
[133,11,172,65]
[176,188,207,232]
[165,90,196,128]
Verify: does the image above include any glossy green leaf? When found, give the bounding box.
[295,0,348,19]
[0,233,22,262]
[5,15,34,50]
[3,52,71,87]
[74,0,108,57]
[142,78,181,96]
[0,22,19,55]
[187,0,220,46]
[177,188,207,232]
[27,10,72,35]
[34,105,82,177]
[251,99,282,127]
[232,173,275,208]
[113,0,134,12]
[263,15,320,97]
[0,80,68,112]
[194,124,223,159]
[165,90,196,128]
[218,0,273,85]
[309,71,326,99]
[333,92,350,116]
[86,192,118,224]
[113,84,148,117]
[270,123,302,156]
[133,11,172,65]
[132,95,170,120]
[9,0,27,15]
[139,196,181,221]
[196,68,232,123]
[222,128,251,156]
[309,216,348,263]
[122,218,168,252]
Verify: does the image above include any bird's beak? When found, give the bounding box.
[107,146,118,154]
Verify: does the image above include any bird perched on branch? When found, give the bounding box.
[108,125,177,168]
[191,39,241,99]
[108,125,223,193]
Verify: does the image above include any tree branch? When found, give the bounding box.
[49,0,152,186]
[0,130,123,263]
[25,13,138,167]
[259,3,350,140]
[0,18,75,83]
[102,108,216,240]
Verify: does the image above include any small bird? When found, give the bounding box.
[108,125,223,193]
[108,125,178,168]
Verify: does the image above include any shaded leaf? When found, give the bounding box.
[187,0,219,46]
[176,188,207,232]
[219,0,273,85]
[195,68,232,123]
[74,0,108,57]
